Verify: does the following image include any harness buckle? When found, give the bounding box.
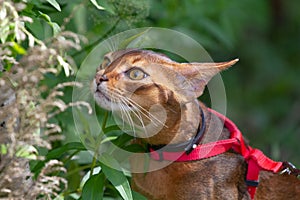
[281,161,300,177]
[152,150,164,162]
[245,179,259,187]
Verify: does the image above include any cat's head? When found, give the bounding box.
[93,49,238,112]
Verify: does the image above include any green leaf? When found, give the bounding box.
[38,11,61,35]
[1,144,7,154]
[80,166,102,188]
[1,144,39,160]
[104,125,121,133]
[101,136,118,144]
[82,173,105,200]
[11,42,26,55]
[90,0,105,10]
[51,22,61,35]
[38,11,51,22]
[113,134,133,148]
[100,153,133,200]
[76,109,97,149]
[97,0,116,14]
[32,142,86,173]
[53,194,64,200]
[46,142,86,160]
[132,191,147,200]
[46,0,61,11]
[16,145,38,160]
[69,193,81,200]
[119,28,151,49]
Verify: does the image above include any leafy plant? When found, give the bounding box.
[0,0,149,199]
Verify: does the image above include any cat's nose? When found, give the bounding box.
[95,74,108,85]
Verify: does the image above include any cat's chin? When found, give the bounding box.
[92,79,116,111]
[94,91,116,111]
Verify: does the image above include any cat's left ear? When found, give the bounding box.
[176,59,239,97]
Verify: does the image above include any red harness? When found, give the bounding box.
[149,108,284,199]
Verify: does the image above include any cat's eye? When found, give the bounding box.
[126,68,148,80]
[101,57,111,69]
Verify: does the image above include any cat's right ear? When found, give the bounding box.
[176,59,239,97]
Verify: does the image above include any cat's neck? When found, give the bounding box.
[141,99,202,146]
[138,100,229,147]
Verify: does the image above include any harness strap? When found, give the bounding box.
[209,109,283,199]
[150,138,239,162]
[149,108,284,199]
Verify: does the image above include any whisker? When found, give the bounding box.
[111,92,136,136]
[106,87,169,139]
[119,94,167,128]
[119,100,137,137]
[121,103,136,136]
[119,96,158,125]
[110,88,163,127]
[119,97,148,137]
[110,88,148,137]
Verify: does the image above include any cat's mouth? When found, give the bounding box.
[95,88,111,102]
[92,78,110,101]
[93,83,134,110]
[94,89,136,112]
[94,88,116,111]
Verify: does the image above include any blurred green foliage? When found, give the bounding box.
[1,0,299,199]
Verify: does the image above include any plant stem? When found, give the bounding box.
[66,164,92,177]
[101,111,109,131]
[62,149,81,164]
[89,111,109,178]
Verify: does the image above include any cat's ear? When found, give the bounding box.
[176,59,239,97]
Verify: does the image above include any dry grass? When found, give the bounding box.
[0,1,89,199]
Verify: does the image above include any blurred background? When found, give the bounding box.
[51,0,299,165]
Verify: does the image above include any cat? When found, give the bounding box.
[93,49,300,200]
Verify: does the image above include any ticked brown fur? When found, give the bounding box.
[93,49,300,200]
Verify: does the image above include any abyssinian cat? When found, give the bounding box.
[93,49,300,200]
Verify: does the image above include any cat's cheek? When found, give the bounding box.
[94,92,111,111]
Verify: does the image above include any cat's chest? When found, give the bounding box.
[132,152,248,200]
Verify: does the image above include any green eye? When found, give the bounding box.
[126,68,148,80]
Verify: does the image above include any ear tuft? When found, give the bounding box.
[214,58,239,70]
[175,58,239,97]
